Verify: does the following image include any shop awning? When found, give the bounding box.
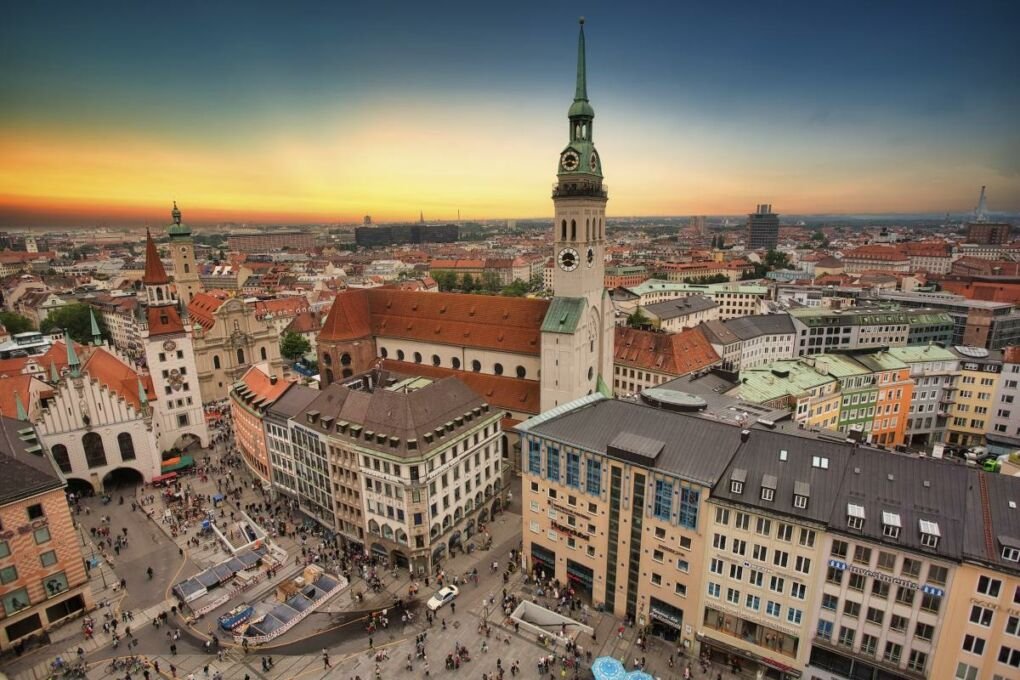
[161,454,195,472]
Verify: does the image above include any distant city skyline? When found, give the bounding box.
[2,1,1019,227]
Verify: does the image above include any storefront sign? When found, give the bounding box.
[650,608,682,627]
[551,520,588,540]
[827,559,945,597]
[970,596,1020,616]
[1,518,48,540]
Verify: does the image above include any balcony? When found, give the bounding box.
[552,181,608,199]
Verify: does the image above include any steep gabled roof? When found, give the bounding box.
[147,305,185,337]
[320,289,550,356]
[82,347,155,412]
[614,326,719,376]
[142,230,170,285]
[187,292,227,330]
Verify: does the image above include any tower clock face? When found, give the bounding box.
[560,151,580,172]
[558,248,579,271]
[163,340,177,352]
[590,151,599,172]
[586,247,595,266]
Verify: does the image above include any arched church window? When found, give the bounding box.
[493,363,504,376]
[321,353,331,366]
[156,288,164,301]
[585,218,590,241]
[452,357,461,369]
[588,367,594,381]
[380,347,388,359]
[432,354,441,367]
[213,355,221,369]
[575,123,580,139]
[516,366,526,379]
[340,353,351,366]
[237,348,245,365]
[570,220,576,240]
[397,349,405,361]
[260,346,267,361]
[413,352,422,364]
[581,124,587,139]
[118,433,136,461]
[472,360,481,372]
[50,444,72,474]
[561,220,567,240]
[82,432,107,469]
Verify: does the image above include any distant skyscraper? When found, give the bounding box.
[363,215,372,225]
[965,185,1012,245]
[747,203,779,250]
[690,215,707,236]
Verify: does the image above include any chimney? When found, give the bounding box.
[269,375,278,385]
[740,429,751,442]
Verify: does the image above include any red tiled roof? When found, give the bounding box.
[320,289,551,355]
[147,305,186,336]
[253,296,309,319]
[236,364,291,404]
[844,245,908,261]
[82,347,154,412]
[0,374,35,419]
[0,341,89,379]
[380,359,540,415]
[284,310,321,334]
[187,292,226,330]
[142,229,170,285]
[614,326,719,376]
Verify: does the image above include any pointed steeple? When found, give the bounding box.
[49,360,60,383]
[137,377,149,408]
[89,307,102,345]
[65,339,81,378]
[172,200,182,225]
[575,17,587,102]
[143,228,170,285]
[14,391,28,421]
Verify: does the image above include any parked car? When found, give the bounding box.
[426,585,459,611]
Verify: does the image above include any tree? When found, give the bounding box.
[627,308,650,329]
[279,332,311,361]
[432,270,458,292]
[40,304,109,344]
[480,271,502,293]
[501,279,530,297]
[460,273,477,292]
[0,311,34,335]
[764,249,790,270]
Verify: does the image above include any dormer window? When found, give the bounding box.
[919,519,940,549]
[812,456,829,469]
[847,503,865,530]
[882,511,901,539]
[998,536,1020,562]
[793,481,810,510]
[760,474,777,502]
[730,468,747,495]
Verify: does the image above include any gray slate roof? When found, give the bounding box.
[722,314,796,341]
[711,428,854,524]
[963,469,1020,573]
[644,295,717,320]
[265,383,319,421]
[828,447,967,561]
[0,416,63,505]
[522,398,745,486]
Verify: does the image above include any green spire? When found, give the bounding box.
[89,308,101,345]
[14,391,27,421]
[575,17,587,102]
[137,377,149,407]
[49,360,60,383]
[65,338,80,378]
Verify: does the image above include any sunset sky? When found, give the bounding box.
[2,1,1019,226]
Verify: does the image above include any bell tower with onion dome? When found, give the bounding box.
[541,18,614,412]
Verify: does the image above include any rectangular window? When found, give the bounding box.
[546,446,560,482]
[963,634,986,655]
[566,452,581,488]
[653,479,673,521]
[586,458,601,495]
[530,438,546,477]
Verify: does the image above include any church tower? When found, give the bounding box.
[167,202,203,308]
[540,19,614,411]
[140,224,209,452]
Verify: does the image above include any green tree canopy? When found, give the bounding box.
[40,304,109,344]
[0,311,35,335]
[626,307,650,329]
[764,249,790,270]
[279,332,312,361]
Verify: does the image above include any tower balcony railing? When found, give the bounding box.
[552,181,608,199]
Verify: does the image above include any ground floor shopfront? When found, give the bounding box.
[698,606,802,680]
[1,585,91,651]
